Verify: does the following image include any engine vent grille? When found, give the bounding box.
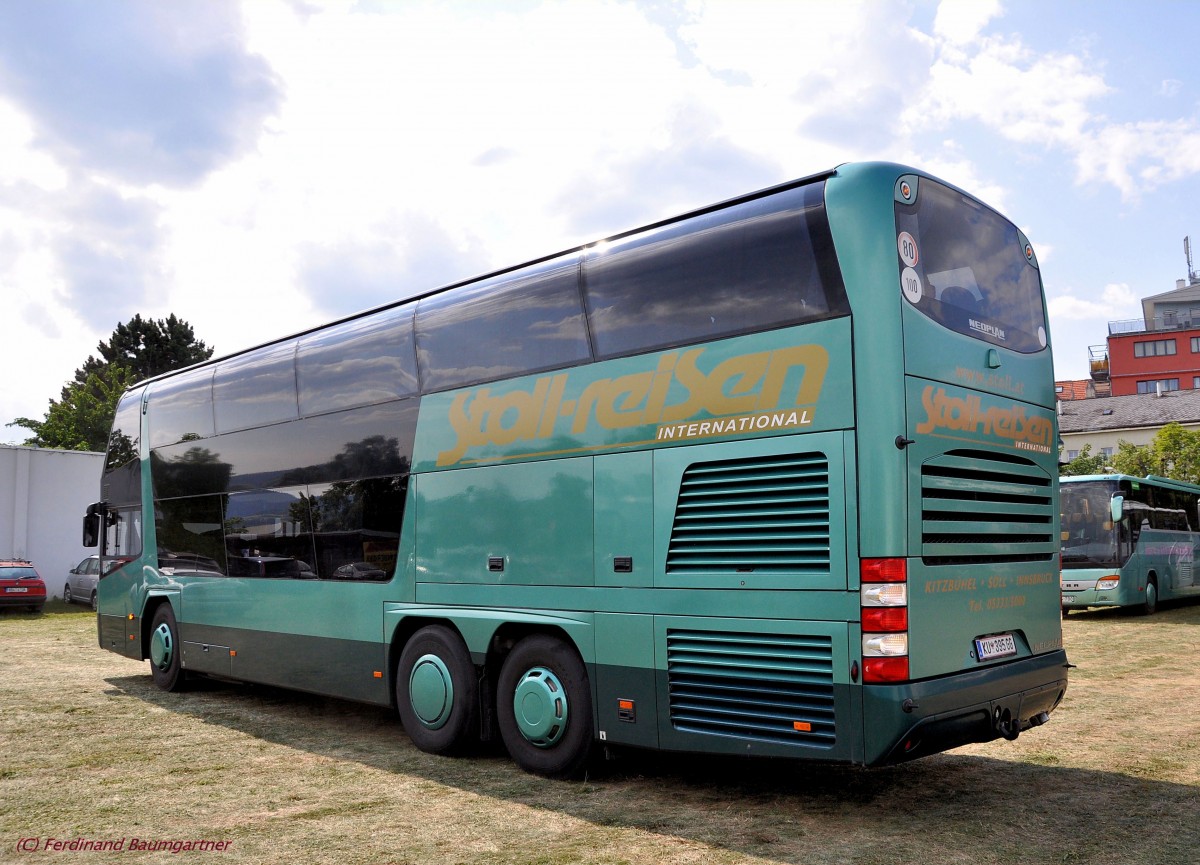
[921,449,1054,565]
[667,452,829,574]
[666,629,835,747]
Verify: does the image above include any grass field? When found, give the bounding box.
[2,601,1200,865]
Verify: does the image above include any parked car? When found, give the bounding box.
[64,555,102,609]
[0,560,47,613]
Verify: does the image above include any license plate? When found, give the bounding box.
[5,587,28,593]
[975,633,1017,661]
[1061,594,1074,604]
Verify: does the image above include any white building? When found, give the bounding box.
[0,445,105,598]
[1058,389,1200,462]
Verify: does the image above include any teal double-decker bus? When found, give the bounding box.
[85,163,1067,777]
[1061,473,1200,615]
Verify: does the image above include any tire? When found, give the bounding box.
[497,634,594,779]
[148,603,188,691]
[63,585,73,605]
[1140,578,1158,616]
[396,625,479,755]
[90,590,97,612]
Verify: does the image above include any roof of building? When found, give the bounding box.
[1058,388,1200,433]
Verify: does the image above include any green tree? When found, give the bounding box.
[10,365,136,451]
[1102,422,1200,484]
[1060,443,1110,476]
[8,314,213,452]
[73,313,212,385]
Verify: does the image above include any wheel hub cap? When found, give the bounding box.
[150,623,173,670]
[512,667,568,747]
[409,654,453,729]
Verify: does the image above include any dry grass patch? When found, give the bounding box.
[2,601,1199,864]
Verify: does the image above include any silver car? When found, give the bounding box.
[64,555,101,609]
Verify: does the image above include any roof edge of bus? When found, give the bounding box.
[1063,473,1200,492]
[130,161,923,392]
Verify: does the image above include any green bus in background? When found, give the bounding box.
[85,162,1068,778]
[1061,473,1200,615]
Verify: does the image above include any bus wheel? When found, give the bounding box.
[148,604,187,692]
[497,634,594,779]
[1141,578,1158,615]
[396,625,479,755]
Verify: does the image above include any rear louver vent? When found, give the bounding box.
[921,449,1054,565]
[667,453,830,574]
[666,630,835,747]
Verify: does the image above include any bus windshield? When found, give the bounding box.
[896,178,1047,353]
[1061,480,1122,568]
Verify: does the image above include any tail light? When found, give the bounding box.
[861,557,909,683]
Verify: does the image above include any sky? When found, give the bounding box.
[2,0,1199,444]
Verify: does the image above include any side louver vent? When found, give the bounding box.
[666,630,835,747]
[921,449,1054,565]
[667,452,830,574]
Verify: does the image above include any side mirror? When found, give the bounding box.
[1110,495,1124,523]
[82,513,99,548]
[82,501,107,548]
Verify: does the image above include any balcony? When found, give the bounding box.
[1088,345,1109,382]
[1109,313,1200,335]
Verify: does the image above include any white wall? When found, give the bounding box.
[0,446,105,598]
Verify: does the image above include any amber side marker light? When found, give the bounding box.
[860,557,910,684]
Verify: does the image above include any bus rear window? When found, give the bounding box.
[895,178,1047,353]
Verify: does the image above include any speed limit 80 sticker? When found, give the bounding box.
[898,232,922,303]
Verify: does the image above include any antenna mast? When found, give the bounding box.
[1188,236,1199,285]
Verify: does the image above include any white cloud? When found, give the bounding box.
[1048,283,1139,321]
[933,0,1002,47]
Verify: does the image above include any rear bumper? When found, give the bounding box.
[0,591,46,607]
[862,649,1069,765]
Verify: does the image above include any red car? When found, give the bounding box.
[0,560,47,613]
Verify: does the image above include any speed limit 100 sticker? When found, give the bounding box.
[897,231,919,267]
[901,267,922,303]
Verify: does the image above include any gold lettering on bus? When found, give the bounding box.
[437,344,829,466]
[914,385,1053,453]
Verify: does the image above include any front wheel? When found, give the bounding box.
[63,585,73,605]
[148,604,188,691]
[497,634,594,779]
[1140,578,1158,615]
[396,625,480,755]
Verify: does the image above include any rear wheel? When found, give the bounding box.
[149,604,187,691]
[497,634,594,779]
[89,590,97,612]
[396,625,480,755]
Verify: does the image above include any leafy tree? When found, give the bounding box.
[10,365,136,451]
[8,314,213,452]
[1060,443,1110,476]
[1099,422,1200,485]
[73,313,212,385]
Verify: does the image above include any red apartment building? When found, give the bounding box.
[1090,277,1200,396]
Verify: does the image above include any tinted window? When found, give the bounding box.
[584,183,848,359]
[214,342,298,433]
[225,486,317,578]
[150,401,417,498]
[148,370,214,448]
[156,496,228,575]
[896,178,1047,352]
[298,307,419,415]
[311,475,406,580]
[150,400,417,499]
[416,257,590,391]
[106,387,144,468]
